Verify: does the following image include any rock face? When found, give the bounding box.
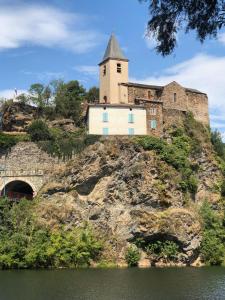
[48,119,77,132]
[38,138,222,266]
[2,102,37,132]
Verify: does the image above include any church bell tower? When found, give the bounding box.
[99,34,129,104]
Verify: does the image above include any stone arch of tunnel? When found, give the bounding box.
[1,180,34,200]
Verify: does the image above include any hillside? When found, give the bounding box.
[0,113,225,268]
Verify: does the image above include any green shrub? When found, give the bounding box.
[211,130,225,160]
[28,120,51,142]
[200,230,224,265]
[221,180,225,197]
[0,133,17,150]
[0,198,103,269]
[135,134,199,195]
[199,201,225,265]
[145,240,179,261]
[0,133,29,151]
[125,245,140,267]
[38,131,100,159]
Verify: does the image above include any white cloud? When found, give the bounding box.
[130,53,225,135]
[0,89,27,99]
[0,4,103,53]
[21,70,65,82]
[74,65,98,77]
[143,28,157,50]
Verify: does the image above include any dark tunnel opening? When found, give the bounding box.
[1,180,34,200]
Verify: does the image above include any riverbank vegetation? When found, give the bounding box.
[0,198,103,269]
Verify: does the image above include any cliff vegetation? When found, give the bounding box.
[0,102,225,268]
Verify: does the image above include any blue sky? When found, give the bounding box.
[0,0,225,139]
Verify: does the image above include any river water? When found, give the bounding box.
[0,268,225,300]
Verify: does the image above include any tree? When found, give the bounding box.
[211,130,225,160]
[140,0,225,55]
[16,93,29,104]
[28,84,53,112]
[27,120,51,142]
[54,80,86,124]
[86,87,99,103]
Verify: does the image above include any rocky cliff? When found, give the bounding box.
[36,123,223,267]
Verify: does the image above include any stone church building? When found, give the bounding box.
[88,34,209,136]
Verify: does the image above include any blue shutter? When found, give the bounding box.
[128,113,134,123]
[103,128,109,135]
[150,120,157,129]
[102,112,108,122]
[128,128,134,135]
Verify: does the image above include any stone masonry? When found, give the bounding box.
[0,142,63,196]
[122,81,209,136]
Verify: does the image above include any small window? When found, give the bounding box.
[174,93,177,102]
[117,63,121,73]
[128,113,134,123]
[103,65,106,76]
[103,96,107,103]
[103,127,109,135]
[150,120,157,129]
[148,91,152,99]
[149,108,157,115]
[128,128,134,135]
[102,112,108,122]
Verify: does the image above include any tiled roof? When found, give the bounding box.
[122,82,206,95]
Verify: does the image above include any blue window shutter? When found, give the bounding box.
[128,113,134,123]
[103,112,108,122]
[103,128,109,135]
[128,128,134,135]
[151,120,157,129]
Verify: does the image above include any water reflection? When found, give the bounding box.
[0,268,225,300]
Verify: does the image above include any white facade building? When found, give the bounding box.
[88,104,147,135]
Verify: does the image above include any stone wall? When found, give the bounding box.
[126,81,209,135]
[163,109,186,130]
[127,86,160,103]
[0,142,63,195]
[187,92,209,125]
[160,81,188,112]
[146,102,163,136]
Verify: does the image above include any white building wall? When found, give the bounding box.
[88,106,147,135]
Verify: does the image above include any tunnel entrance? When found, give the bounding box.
[1,180,34,200]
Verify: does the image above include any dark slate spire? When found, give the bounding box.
[101,34,128,62]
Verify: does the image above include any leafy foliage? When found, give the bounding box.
[0,198,103,269]
[135,133,197,194]
[38,128,100,159]
[221,180,225,197]
[86,87,99,103]
[146,240,179,261]
[125,245,140,267]
[200,201,225,265]
[211,130,225,161]
[27,120,51,142]
[0,133,29,152]
[54,80,86,125]
[140,0,225,55]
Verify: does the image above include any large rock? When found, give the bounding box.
[1,102,37,132]
[48,119,77,132]
[38,138,222,265]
